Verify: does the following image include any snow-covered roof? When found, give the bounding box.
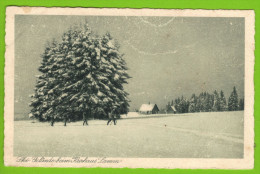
[171,106,177,112]
[139,104,157,112]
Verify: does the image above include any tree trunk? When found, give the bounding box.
[64,117,67,126]
[51,117,54,126]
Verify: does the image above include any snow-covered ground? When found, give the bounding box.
[120,112,189,119]
[121,111,140,118]
[14,111,244,158]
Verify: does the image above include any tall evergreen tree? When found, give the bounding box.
[207,93,214,112]
[212,90,220,111]
[197,92,204,112]
[188,94,197,113]
[165,102,171,113]
[219,90,227,111]
[30,23,130,122]
[198,92,210,112]
[174,97,181,113]
[228,86,239,111]
[178,96,189,113]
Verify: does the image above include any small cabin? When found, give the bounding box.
[139,103,159,114]
[167,105,177,114]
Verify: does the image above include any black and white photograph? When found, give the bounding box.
[4,7,255,169]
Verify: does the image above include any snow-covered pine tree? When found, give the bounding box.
[96,32,130,118]
[228,86,239,111]
[219,90,227,111]
[178,96,189,113]
[199,92,207,112]
[174,97,181,113]
[212,90,220,111]
[29,23,130,123]
[207,93,214,112]
[165,102,171,113]
[188,94,197,113]
[196,93,203,112]
[30,40,62,121]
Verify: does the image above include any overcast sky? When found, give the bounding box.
[14,15,245,117]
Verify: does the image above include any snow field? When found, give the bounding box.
[14,111,244,158]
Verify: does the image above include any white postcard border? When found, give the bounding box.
[4,7,255,169]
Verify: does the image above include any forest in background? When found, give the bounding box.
[165,86,244,114]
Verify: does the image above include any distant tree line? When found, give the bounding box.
[166,86,244,114]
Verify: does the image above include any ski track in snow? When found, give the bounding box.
[21,119,243,144]
[126,121,244,144]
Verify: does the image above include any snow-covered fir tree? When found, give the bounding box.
[188,94,197,113]
[219,90,227,111]
[169,88,239,114]
[198,92,212,112]
[30,23,130,122]
[165,102,171,113]
[177,96,189,113]
[228,86,239,111]
[207,93,214,112]
[212,90,220,111]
